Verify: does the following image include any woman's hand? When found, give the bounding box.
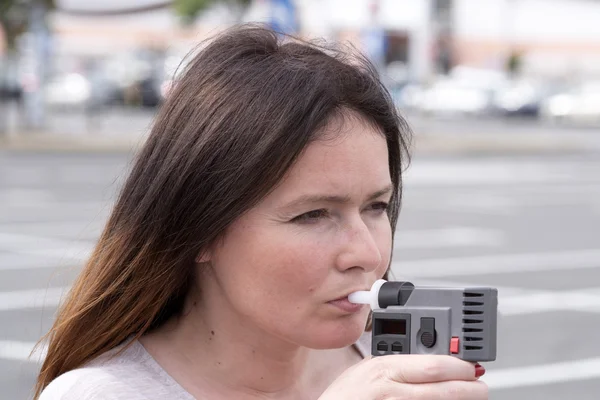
[319,354,488,399]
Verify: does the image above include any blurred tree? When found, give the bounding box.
[0,0,55,134]
[506,50,523,78]
[0,0,54,51]
[173,0,252,24]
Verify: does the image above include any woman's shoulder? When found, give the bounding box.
[38,366,124,400]
[38,340,190,400]
[39,367,108,400]
[38,340,142,399]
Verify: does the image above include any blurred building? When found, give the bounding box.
[299,0,600,83]
[4,0,600,83]
[48,5,230,59]
[298,0,433,84]
[452,0,600,79]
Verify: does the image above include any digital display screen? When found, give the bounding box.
[379,319,407,335]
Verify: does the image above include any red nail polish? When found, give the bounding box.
[475,363,486,378]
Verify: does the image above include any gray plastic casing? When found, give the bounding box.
[371,286,497,362]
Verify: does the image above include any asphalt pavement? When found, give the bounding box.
[1,142,600,399]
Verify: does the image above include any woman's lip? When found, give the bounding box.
[327,297,364,313]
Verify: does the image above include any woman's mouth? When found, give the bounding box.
[327,296,365,313]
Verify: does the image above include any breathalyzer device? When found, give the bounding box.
[349,280,497,362]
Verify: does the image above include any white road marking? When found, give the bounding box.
[395,227,505,249]
[0,220,104,240]
[0,189,54,206]
[498,290,600,315]
[404,194,517,215]
[0,340,47,363]
[403,159,600,187]
[0,287,69,311]
[392,248,600,278]
[405,188,600,213]
[0,232,93,262]
[0,253,67,271]
[484,357,600,390]
[403,163,556,186]
[399,278,600,315]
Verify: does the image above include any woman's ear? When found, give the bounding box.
[195,249,211,264]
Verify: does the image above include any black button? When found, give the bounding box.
[391,342,403,352]
[377,341,388,352]
[421,331,436,347]
[420,317,437,348]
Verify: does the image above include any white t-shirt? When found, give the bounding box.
[39,333,372,400]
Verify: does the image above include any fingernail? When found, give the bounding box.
[475,363,486,378]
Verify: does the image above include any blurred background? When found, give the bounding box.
[0,0,599,399]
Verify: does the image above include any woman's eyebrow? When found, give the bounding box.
[280,184,393,209]
[367,184,394,201]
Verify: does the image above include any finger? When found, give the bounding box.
[410,379,489,400]
[372,354,480,384]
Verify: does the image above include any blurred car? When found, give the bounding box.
[44,72,91,110]
[404,66,509,117]
[391,82,424,111]
[94,50,164,108]
[0,57,23,102]
[85,63,122,108]
[540,82,600,125]
[414,78,497,116]
[492,79,558,117]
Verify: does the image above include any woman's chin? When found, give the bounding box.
[305,319,368,349]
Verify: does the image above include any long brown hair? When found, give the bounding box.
[34,23,411,398]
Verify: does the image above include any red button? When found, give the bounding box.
[450,337,460,354]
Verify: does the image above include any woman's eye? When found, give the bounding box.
[370,201,389,212]
[372,201,389,210]
[292,209,328,223]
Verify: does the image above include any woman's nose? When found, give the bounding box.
[335,220,382,273]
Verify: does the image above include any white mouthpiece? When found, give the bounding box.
[347,291,371,304]
[348,279,387,310]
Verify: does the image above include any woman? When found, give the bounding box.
[36,25,487,399]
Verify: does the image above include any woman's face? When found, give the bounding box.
[200,113,393,349]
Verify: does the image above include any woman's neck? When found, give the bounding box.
[141,292,332,399]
